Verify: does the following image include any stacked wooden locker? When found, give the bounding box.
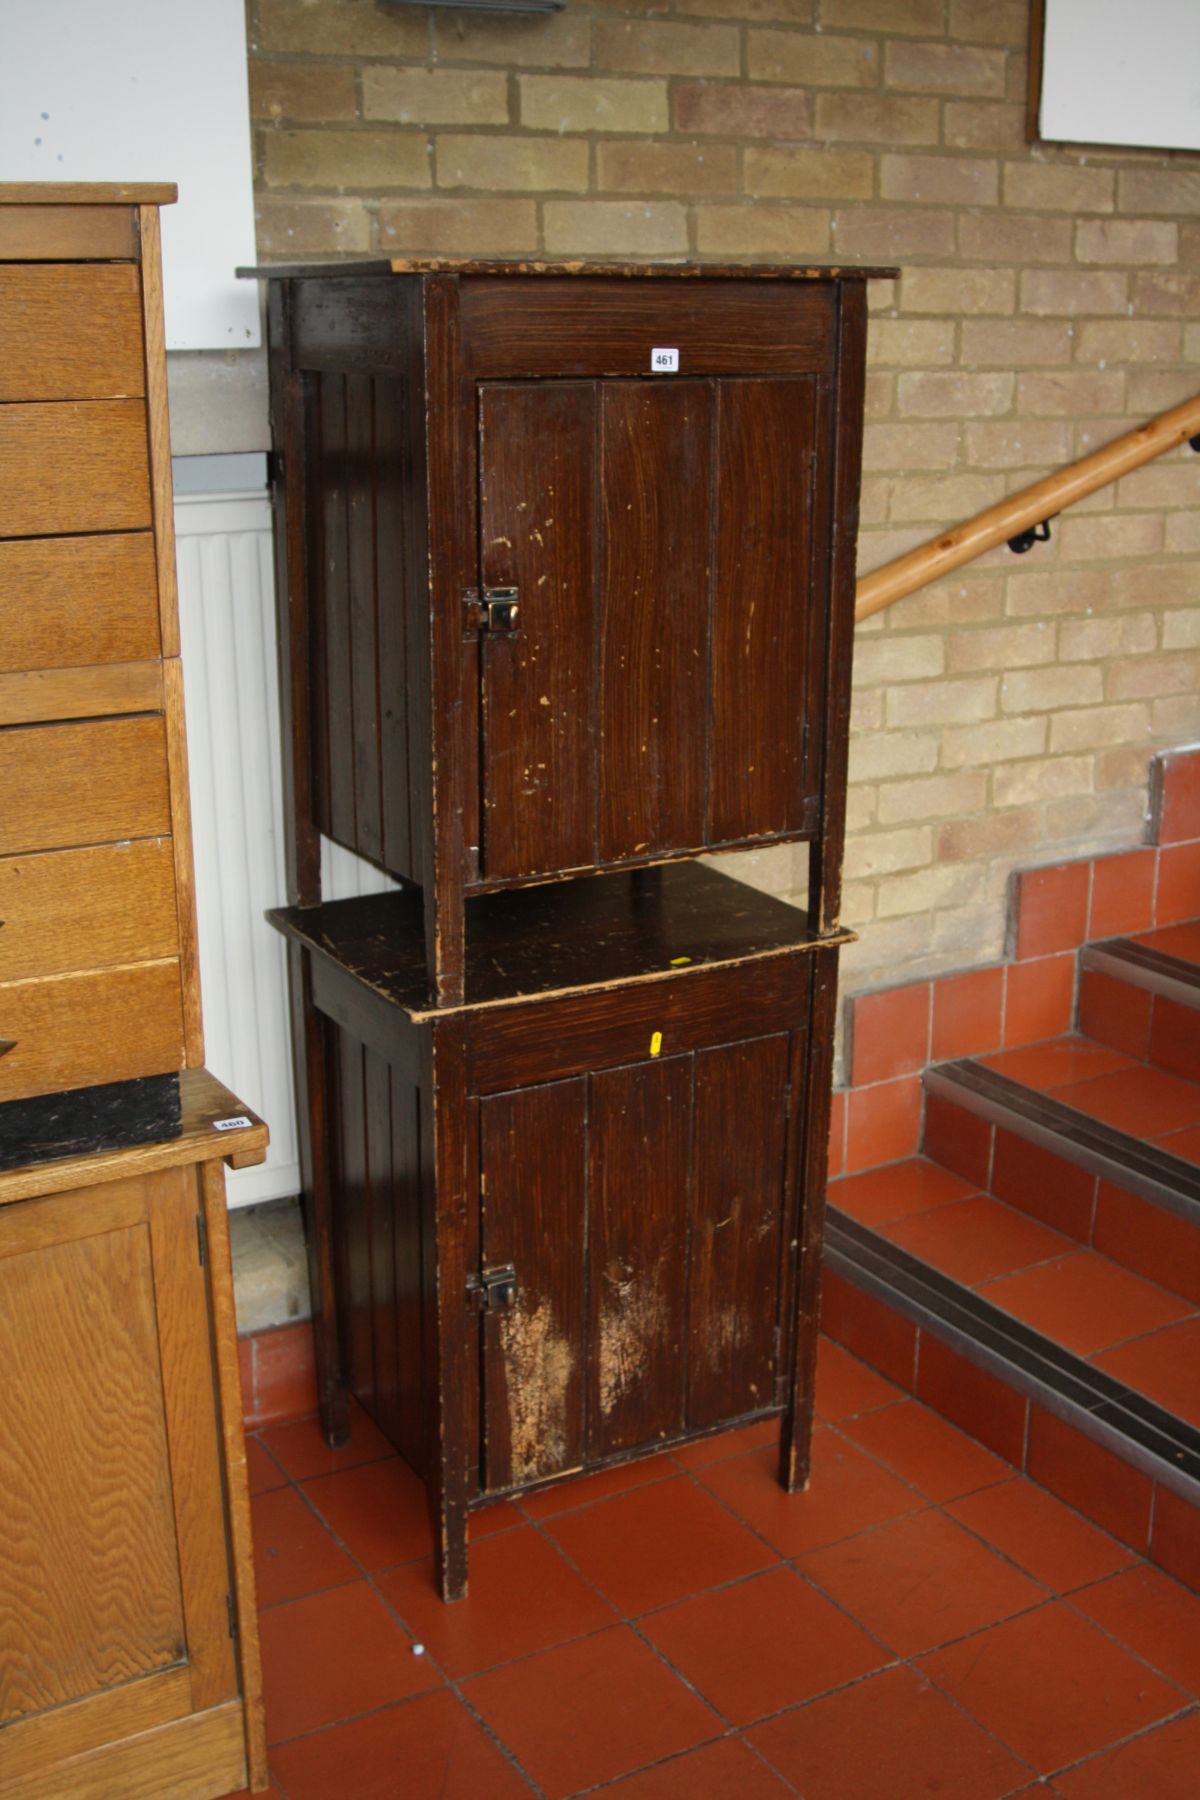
[261,259,887,1599]
[0,185,268,1796]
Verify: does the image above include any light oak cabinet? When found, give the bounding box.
[0,1073,268,1799]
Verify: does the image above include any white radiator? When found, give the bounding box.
[174,488,396,1207]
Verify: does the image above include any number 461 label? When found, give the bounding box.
[650,347,680,373]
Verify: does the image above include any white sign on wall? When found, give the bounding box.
[1041,0,1200,152]
[0,0,259,349]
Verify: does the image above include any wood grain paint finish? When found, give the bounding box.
[0,264,144,404]
[460,279,835,380]
[0,401,150,538]
[480,1079,586,1492]
[478,382,596,880]
[0,535,160,674]
[687,1035,790,1429]
[0,1198,185,1721]
[588,1056,692,1459]
[709,379,817,844]
[598,381,710,864]
[0,715,171,855]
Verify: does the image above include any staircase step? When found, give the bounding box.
[1080,925,1200,1081]
[824,1160,1200,1590]
[925,1053,1200,1229]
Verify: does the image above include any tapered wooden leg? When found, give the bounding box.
[288,942,350,1446]
[780,945,841,1491]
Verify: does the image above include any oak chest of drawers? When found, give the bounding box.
[0,183,200,1148]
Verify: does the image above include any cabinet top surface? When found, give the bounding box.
[0,1070,267,1206]
[0,182,176,206]
[242,256,896,283]
[270,863,851,1020]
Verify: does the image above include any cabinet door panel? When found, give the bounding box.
[687,1035,790,1428]
[479,1078,586,1490]
[478,382,597,881]
[588,1057,692,1458]
[598,381,710,864]
[0,1194,186,1722]
[708,378,816,843]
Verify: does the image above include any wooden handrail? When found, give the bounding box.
[856,391,1200,621]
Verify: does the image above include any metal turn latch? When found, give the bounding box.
[466,1264,518,1313]
[463,587,521,634]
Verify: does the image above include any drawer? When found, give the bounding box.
[0,960,185,1101]
[0,841,179,983]
[0,716,171,856]
[464,952,813,1094]
[0,534,160,673]
[0,265,145,402]
[0,203,138,262]
[0,400,151,538]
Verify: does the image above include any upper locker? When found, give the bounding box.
[271,261,881,999]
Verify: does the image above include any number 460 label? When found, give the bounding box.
[650,347,680,373]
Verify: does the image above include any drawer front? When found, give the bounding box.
[0,203,138,262]
[0,840,179,983]
[0,715,171,856]
[0,533,161,674]
[465,953,812,1094]
[460,278,835,379]
[0,400,151,538]
[0,960,186,1101]
[0,265,145,402]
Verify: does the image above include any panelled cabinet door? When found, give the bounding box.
[476,1034,795,1494]
[0,1168,237,1772]
[475,378,821,883]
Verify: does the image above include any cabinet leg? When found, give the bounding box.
[779,946,840,1496]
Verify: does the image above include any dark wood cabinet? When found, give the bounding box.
[260,257,886,1599]
[263,258,886,1005]
[272,863,846,1600]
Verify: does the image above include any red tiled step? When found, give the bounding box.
[921,1038,1200,1305]
[1081,922,1200,1083]
[823,1175,1200,1594]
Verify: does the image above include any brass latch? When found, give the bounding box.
[466,1264,518,1313]
[463,587,521,635]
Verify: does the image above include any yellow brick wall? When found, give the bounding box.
[247,0,1200,992]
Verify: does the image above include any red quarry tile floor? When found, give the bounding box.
[236,1334,1200,1799]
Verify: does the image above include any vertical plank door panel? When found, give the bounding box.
[365,1043,397,1442]
[479,1078,587,1491]
[598,380,711,865]
[313,372,356,849]
[687,1034,790,1429]
[587,1056,692,1458]
[478,382,597,880]
[335,1030,374,1416]
[346,372,383,864]
[708,378,817,844]
[388,1072,426,1474]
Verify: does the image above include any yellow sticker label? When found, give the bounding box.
[669,955,692,966]
[649,1031,663,1057]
